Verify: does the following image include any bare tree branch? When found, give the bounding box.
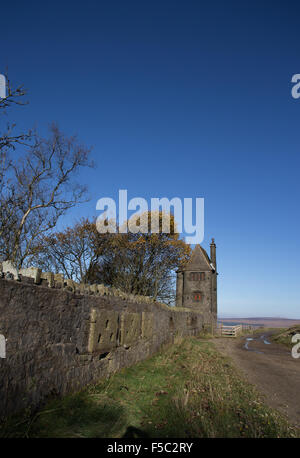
[0,76,94,267]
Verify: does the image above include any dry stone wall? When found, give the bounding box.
[0,262,214,419]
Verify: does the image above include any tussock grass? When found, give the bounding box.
[271,326,300,349]
[0,336,298,438]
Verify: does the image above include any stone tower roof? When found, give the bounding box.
[182,244,212,271]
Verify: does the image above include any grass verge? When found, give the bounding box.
[0,335,298,438]
[270,326,300,349]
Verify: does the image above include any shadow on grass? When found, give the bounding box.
[0,393,128,438]
[122,426,149,438]
[1,393,197,438]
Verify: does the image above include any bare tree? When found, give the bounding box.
[0,75,32,264]
[0,76,94,267]
[31,219,102,283]
[0,74,30,157]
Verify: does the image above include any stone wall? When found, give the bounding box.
[0,269,214,420]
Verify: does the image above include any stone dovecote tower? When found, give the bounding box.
[176,239,217,324]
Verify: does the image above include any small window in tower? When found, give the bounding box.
[189,272,197,281]
[190,272,205,281]
[193,293,202,302]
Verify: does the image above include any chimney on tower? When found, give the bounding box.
[210,238,216,271]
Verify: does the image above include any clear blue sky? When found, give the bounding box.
[1,0,300,318]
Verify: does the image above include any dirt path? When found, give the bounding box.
[213,331,300,427]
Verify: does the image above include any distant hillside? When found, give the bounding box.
[218,317,300,328]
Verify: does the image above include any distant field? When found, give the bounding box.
[218,317,300,328]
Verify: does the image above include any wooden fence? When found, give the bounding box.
[217,324,243,337]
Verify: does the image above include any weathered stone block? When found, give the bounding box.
[65,279,75,292]
[120,312,141,347]
[40,272,54,288]
[19,267,41,284]
[54,273,64,288]
[89,284,98,295]
[2,261,19,279]
[88,309,120,353]
[142,312,154,339]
